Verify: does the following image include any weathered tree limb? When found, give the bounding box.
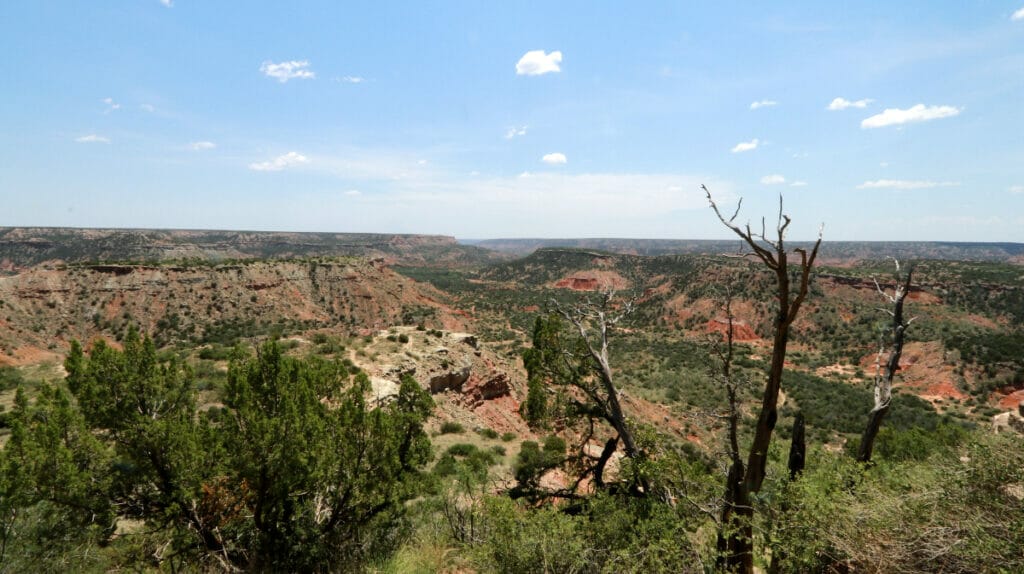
[857,260,915,463]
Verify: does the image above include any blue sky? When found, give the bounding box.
[2,1,1023,241]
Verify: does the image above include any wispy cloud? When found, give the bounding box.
[140,103,156,112]
[790,181,808,187]
[1012,7,1024,20]
[339,76,365,84]
[504,125,528,139]
[249,151,310,171]
[102,97,120,112]
[857,179,959,190]
[516,50,562,76]
[344,189,361,196]
[1009,185,1024,194]
[861,104,960,129]
[827,97,873,111]
[159,0,172,6]
[260,60,315,83]
[75,134,110,144]
[205,145,735,237]
[760,174,786,185]
[189,141,216,151]
[750,100,777,110]
[541,152,567,165]
[731,138,759,153]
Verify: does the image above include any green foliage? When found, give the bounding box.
[765,433,1024,573]
[0,335,434,572]
[782,370,956,437]
[221,347,434,570]
[433,444,497,481]
[439,421,465,434]
[477,427,499,439]
[512,436,566,490]
[476,493,703,573]
[197,344,233,361]
[872,423,969,462]
[946,329,1024,369]
[0,366,23,392]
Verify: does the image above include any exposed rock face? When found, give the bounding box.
[0,227,499,271]
[992,408,1024,435]
[555,277,599,290]
[0,260,459,363]
[463,373,512,406]
[705,318,759,341]
[370,377,401,404]
[429,366,472,393]
[353,326,527,435]
[552,270,630,292]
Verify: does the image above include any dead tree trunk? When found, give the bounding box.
[705,187,822,573]
[787,412,805,480]
[711,292,749,569]
[857,260,914,464]
[553,290,650,493]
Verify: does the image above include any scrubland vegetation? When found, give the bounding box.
[0,225,1022,572]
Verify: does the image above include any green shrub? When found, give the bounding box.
[446,443,478,457]
[439,421,465,434]
[0,366,24,392]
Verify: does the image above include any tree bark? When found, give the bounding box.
[593,435,619,488]
[788,412,805,480]
[857,263,913,463]
[706,188,822,573]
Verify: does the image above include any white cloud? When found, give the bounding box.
[857,179,959,190]
[516,50,562,76]
[1009,185,1024,194]
[541,152,567,165]
[731,138,759,153]
[760,174,786,185]
[260,60,315,83]
[189,141,216,151]
[344,189,361,196]
[827,97,873,111]
[340,76,365,84]
[416,159,429,166]
[140,103,156,112]
[102,97,120,112]
[75,134,110,144]
[202,145,736,237]
[750,100,778,110]
[248,151,310,171]
[861,104,960,128]
[504,125,528,139]
[790,181,808,187]
[160,0,172,6]
[1012,7,1024,20]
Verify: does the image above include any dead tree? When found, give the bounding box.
[857,259,915,463]
[551,289,648,492]
[705,186,822,573]
[708,291,749,565]
[520,288,649,497]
